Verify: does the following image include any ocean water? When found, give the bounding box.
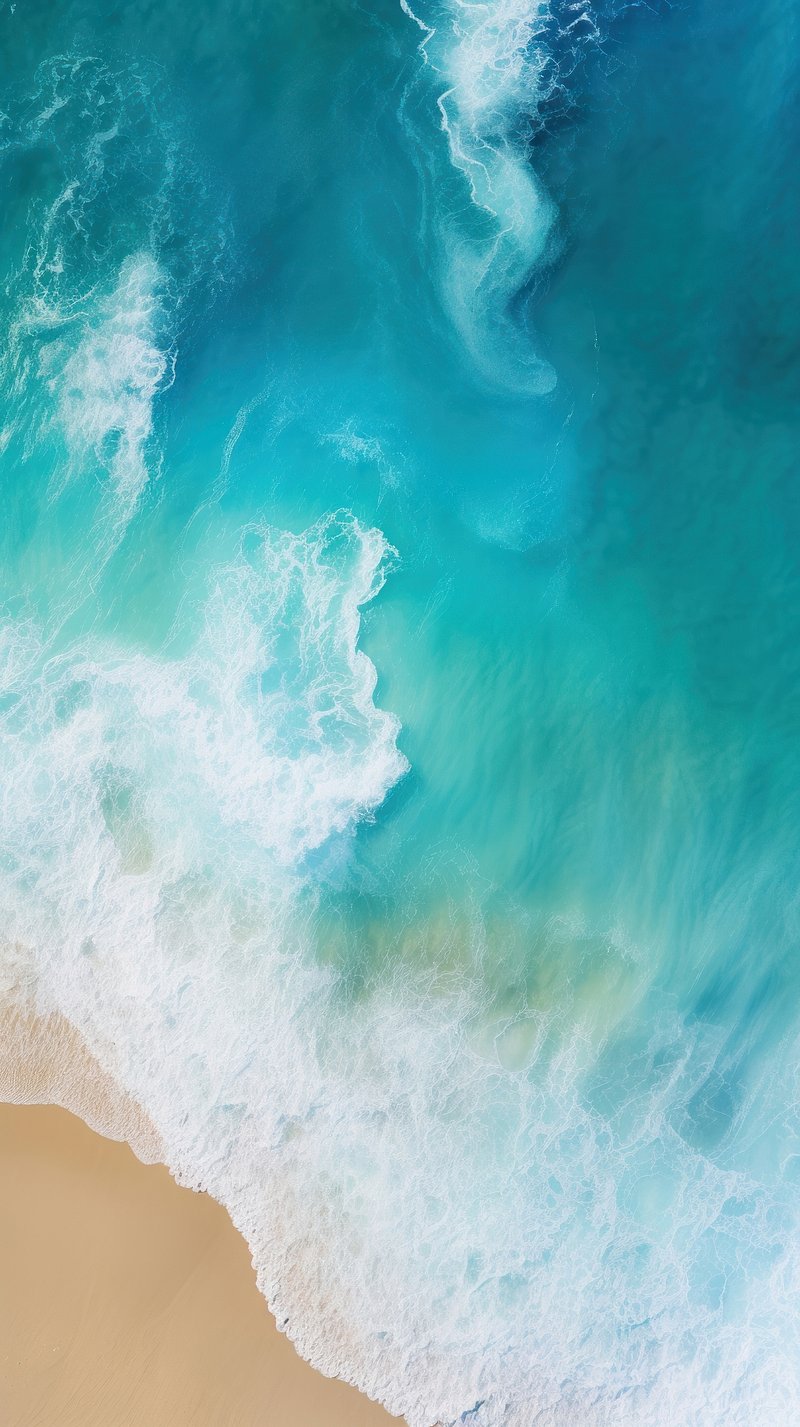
[1,0,799,1422]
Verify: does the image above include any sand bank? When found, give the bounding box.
[0,1097,400,1426]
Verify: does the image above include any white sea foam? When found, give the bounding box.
[1,53,229,587]
[51,254,171,514]
[403,0,562,393]
[3,30,799,1427]
[7,247,170,559]
[3,509,799,1425]
[322,422,402,494]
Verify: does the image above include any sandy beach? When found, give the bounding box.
[0,1099,400,1427]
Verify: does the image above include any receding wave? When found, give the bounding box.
[5,494,799,1422]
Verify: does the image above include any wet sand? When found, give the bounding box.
[0,1100,400,1427]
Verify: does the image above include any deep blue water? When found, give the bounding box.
[2,0,800,1422]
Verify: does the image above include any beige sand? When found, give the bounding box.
[0,1101,400,1427]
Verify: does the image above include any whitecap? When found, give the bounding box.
[402,0,563,394]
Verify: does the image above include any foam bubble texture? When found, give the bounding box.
[3,511,799,1424]
[1,53,229,582]
[3,13,800,1427]
[402,0,568,393]
[52,254,171,511]
[0,1001,163,1165]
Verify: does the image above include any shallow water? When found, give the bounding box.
[2,0,799,1422]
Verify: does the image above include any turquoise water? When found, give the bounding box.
[2,0,800,1422]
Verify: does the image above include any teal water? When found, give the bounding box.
[2,0,800,1422]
